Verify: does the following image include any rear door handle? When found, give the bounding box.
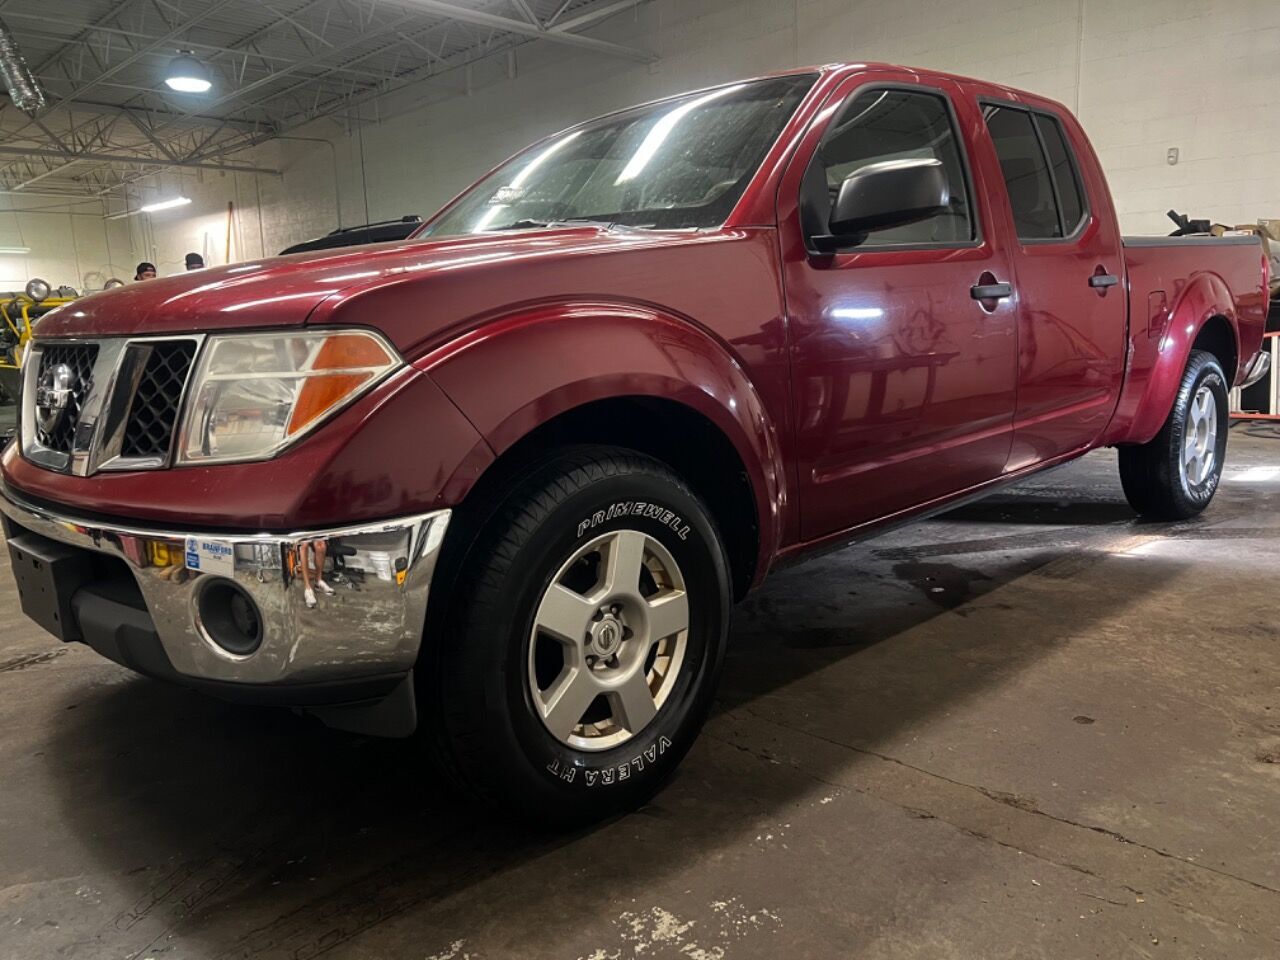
[970,282,1013,300]
[1089,273,1120,288]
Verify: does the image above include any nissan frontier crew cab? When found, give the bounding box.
[2,63,1269,825]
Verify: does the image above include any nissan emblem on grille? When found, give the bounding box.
[29,342,99,460]
[34,363,74,435]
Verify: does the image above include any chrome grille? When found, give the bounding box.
[34,344,97,454]
[120,340,198,459]
[22,335,203,476]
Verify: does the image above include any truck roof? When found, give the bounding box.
[577,61,1075,131]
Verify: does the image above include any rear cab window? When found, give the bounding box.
[983,104,1088,241]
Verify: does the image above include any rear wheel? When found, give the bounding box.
[1119,349,1229,520]
[425,446,730,826]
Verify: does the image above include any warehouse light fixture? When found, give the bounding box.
[0,245,31,255]
[140,196,192,213]
[164,52,211,93]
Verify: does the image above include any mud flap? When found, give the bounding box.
[300,670,418,738]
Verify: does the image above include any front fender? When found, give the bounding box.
[419,301,786,580]
[1102,272,1239,446]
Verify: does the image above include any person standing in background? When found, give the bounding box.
[134,262,157,281]
[185,253,205,271]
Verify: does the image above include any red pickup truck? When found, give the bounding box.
[2,63,1269,823]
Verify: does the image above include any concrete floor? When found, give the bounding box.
[2,423,1279,959]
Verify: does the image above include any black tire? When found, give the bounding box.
[424,445,730,826]
[1118,349,1229,520]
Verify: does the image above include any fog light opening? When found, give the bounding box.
[197,579,263,656]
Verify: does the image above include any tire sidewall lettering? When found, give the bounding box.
[577,500,691,541]
[1179,366,1227,503]
[545,736,673,788]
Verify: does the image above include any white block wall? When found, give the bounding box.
[17,0,1280,284]
[321,0,1280,240]
[0,196,133,293]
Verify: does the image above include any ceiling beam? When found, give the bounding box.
[3,11,413,86]
[0,0,241,153]
[10,157,87,191]
[0,144,279,176]
[510,0,541,27]
[546,0,577,27]
[552,0,644,34]
[0,92,271,134]
[258,0,656,135]
[33,0,239,110]
[0,0,656,190]
[266,32,520,134]
[25,0,142,76]
[0,187,107,201]
[389,0,656,63]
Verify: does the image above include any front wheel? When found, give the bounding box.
[1119,349,1229,520]
[425,446,731,826]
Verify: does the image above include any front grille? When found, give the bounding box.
[35,344,98,454]
[121,340,198,459]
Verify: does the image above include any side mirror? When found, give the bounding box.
[814,158,949,251]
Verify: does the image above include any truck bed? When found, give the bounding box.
[1122,234,1263,248]
[1101,232,1268,446]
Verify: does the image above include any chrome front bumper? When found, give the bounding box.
[0,482,450,688]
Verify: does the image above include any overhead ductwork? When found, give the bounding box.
[0,17,47,116]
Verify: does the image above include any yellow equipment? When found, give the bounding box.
[0,292,77,400]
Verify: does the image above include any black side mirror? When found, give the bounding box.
[813,158,949,252]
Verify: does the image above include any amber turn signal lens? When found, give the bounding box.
[288,372,371,436]
[311,332,395,370]
[286,333,396,435]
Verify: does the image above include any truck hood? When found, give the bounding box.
[36,227,658,341]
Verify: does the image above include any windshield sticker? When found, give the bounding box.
[490,186,527,204]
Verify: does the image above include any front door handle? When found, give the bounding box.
[970,282,1013,300]
[1089,273,1120,288]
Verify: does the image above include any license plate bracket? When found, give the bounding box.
[7,532,92,642]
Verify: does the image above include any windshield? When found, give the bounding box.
[422,74,817,238]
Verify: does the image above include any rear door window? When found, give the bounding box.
[984,105,1087,240]
[1035,114,1086,234]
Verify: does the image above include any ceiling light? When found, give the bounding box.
[165,52,211,93]
[0,246,30,255]
[140,196,192,213]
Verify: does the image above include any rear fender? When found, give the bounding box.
[418,301,785,583]
[1103,273,1238,446]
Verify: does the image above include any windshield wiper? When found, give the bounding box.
[494,217,619,231]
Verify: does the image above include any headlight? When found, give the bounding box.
[25,278,50,302]
[178,329,401,464]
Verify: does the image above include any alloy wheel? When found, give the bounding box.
[1182,383,1218,487]
[528,529,689,752]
